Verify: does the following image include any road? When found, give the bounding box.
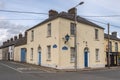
[0,61,120,80]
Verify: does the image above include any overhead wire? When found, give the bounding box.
[0,9,120,28]
[0,9,48,15]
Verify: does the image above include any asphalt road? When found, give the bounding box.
[0,61,120,80]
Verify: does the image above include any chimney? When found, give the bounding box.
[7,40,10,43]
[19,33,23,39]
[3,42,5,45]
[112,32,117,37]
[49,10,58,18]
[14,36,17,40]
[68,7,76,15]
[25,31,27,37]
[10,38,13,42]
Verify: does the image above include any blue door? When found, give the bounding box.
[84,52,88,67]
[21,48,26,62]
[38,52,41,65]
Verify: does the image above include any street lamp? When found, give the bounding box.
[74,1,84,71]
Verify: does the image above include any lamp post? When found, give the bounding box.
[74,1,84,71]
[107,23,110,68]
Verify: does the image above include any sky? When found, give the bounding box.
[0,0,120,45]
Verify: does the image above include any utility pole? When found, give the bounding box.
[74,2,84,71]
[107,23,110,68]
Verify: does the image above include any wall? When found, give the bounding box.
[58,18,105,69]
[27,18,60,68]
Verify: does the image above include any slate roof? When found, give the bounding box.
[1,37,27,48]
[104,33,120,41]
[27,12,104,31]
[15,37,27,47]
[1,41,15,48]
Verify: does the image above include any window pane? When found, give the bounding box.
[47,46,51,60]
[70,47,75,62]
[95,29,98,39]
[31,30,34,41]
[96,49,99,61]
[47,23,51,36]
[70,23,76,35]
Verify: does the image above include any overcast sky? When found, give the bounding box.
[0,0,120,45]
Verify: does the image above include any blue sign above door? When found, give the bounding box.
[62,46,68,50]
[53,44,57,48]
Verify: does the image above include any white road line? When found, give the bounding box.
[0,63,22,73]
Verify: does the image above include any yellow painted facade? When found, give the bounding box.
[14,45,27,62]
[26,17,105,69]
[104,38,120,65]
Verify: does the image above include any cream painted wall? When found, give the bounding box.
[26,17,105,69]
[14,45,26,62]
[104,38,120,65]
[58,18,105,69]
[27,18,60,68]
[0,49,2,60]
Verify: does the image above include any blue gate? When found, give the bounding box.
[38,52,41,65]
[84,52,88,67]
[21,48,26,62]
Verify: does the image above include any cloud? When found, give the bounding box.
[0,21,28,45]
[0,1,5,9]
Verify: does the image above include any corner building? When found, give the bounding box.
[26,9,105,69]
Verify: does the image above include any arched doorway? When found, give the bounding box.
[38,46,41,65]
[84,47,89,68]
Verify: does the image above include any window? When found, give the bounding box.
[47,23,51,37]
[30,48,33,61]
[95,29,98,40]
[70,47,75,62]
[70,23,76,35]
[109,41,112,52]
[31,30,34,41]
[115,42,118,52]
[47,46,51,60]
[95,49,100,61]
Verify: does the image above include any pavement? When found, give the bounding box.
[1,60,120,80]
[1,60,120,73]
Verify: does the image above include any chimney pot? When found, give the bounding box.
[14,36,17,40]
[19,33,23,39]
[49,10,58,18]
[10,38,13,42]
[68,7,76,15]
[112,32,117,37]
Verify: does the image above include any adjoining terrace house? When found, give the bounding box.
[0,33,26,61]
[14,32,27,62]
[1,37,16,61]
[26,8,105,69]
[104,32,120,66]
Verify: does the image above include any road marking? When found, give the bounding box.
[0,63,22,73]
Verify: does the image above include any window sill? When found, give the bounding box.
[70,35,75,37]
[95,39,99,41]
[31,40,34,42]
[70,61,75,63]
[96,60,100,62]
[46,36,51,38]
[46,59,51,61]
[30,59,33,61]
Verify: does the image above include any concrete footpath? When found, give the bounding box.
[13,61,120,72]
[1,61,120,73]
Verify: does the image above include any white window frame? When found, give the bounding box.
[70,23,76,36]
[70,47,75,62]
[47,46,51,60]
[47,23,51,37]
[95,49,100,62]
[31,30,34,41]
[95,29,99,40]
[30,48,33,61]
